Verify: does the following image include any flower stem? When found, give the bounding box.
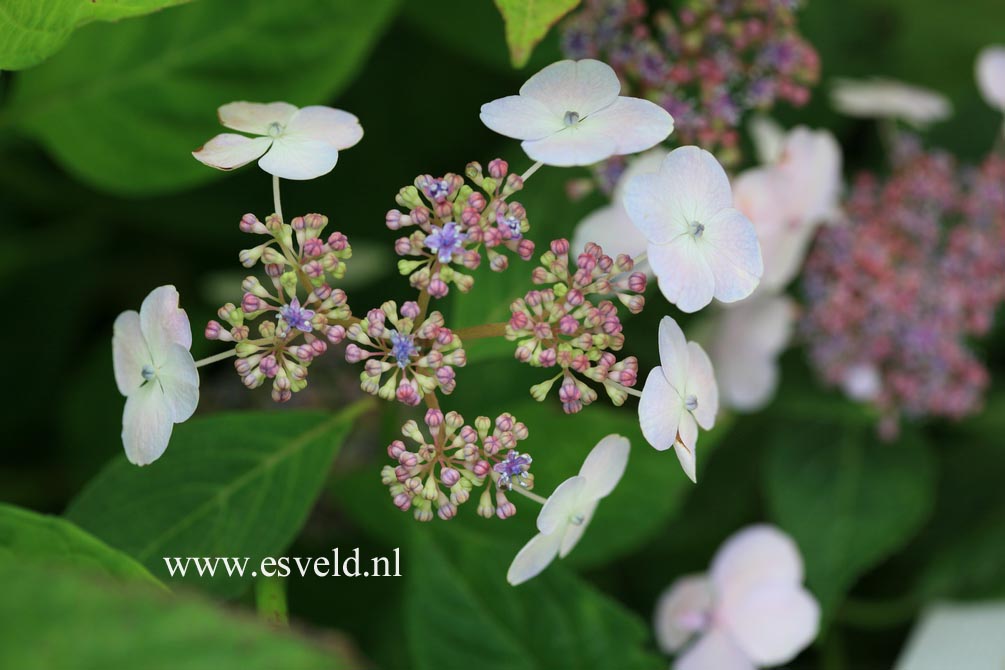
[195,349,238,368]
[508,483,548,506]
[633,251,648,266]
[454,322,508,341]
[520,160,545,182]
[416,288,431,324]
[621,386,643,399]
[254,576,289,627]
[272,174,284,222]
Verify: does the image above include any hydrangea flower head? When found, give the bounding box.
[976,45,1005,113]
[655,525,820,670]
[193,102,363,180]
[480,59,673,167]
[507,434,629,585]
[830,78,951,128]
[624,146,763,313]
[639,316,717,482]
[112,286,199,466]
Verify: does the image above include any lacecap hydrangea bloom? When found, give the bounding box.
[655,524,820,670]
[193,102,363,180]
[480,59,674,167]
[508,434,629,585]
[639,317,718,482]
[624,145,763,313]
[113,286,199,465]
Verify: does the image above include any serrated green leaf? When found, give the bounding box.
[494,0,580,68]
[0,503,159,586]
[765,422,936,627]
[3,0,399,195]
[0,0,192,70]
[66,401,371,596]
[0,563,353,669]
[406,523,662,670]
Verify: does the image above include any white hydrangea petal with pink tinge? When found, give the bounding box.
[708,295,796,411]
[112,286,199,466]
[656,525,820,670]
[194,101,363,180]
[976,45,1005,112]
[639,317,718,482]
[831,78,952,127]
[507,435,629,585]
[624,147,763,313]
[480,59,673,167]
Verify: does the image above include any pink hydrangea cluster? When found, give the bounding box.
[344,301,466,406]
[206,212,353,402]
[381,409,533,521]
[801,147,1005,426]
[561,0,819,176]
[386,158,536,298]
[508,239,645,413]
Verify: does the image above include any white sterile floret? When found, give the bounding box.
[638,316,718,482]
[830,78,952,127]
[507,434,629,585]
[112,286,199,466]
[976,45,1005,113]
[624,146,763,313]
[480,59,674,167]
[193,101,363,180]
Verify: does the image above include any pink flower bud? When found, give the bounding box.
[550,239,570,256]
[472,460,491,477]
[388,440,406,459]
[424,408,444,428]
[326,324,346,344]
[428,277,449,298]
[440,467,460,487]
[488,158,508,179]
[393,493,412,511]
[517,239,535,259]
[628,271,647,293]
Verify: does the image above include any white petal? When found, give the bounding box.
[675,629,755,670]
[623,170,686,245]
[192,133,273,171]
[536,475,586,535]
[657,315,690,392]
[830,78,951,127]
[521,126,618,167]
[658,146,735,224]
[507,531,563,586]
[558,499,597,558]
[611,148,666,202]
[711,296,795,411]
[724,583,821,666]
[841,363,882,402]
[576,96,673,155]
[158,343,200,422]
[112,310,148,397]
[283,106,363,150]
[122,383,173,466]
[258,135,341,180]
[578,434,630,501]
[686,342,718,430]
[776,126,843,227]
[218,101,298,135]
[654,575,714,653]
[710,525,805,604]
[519,59,620,118]
[895,602,1005,670]
[639,368,684,451]
[676,416,699,482]
[976,45,1005,111]
[572,204,649,262]
[648,237,716,313]
[140,285,192,358]
[700,208,763,304]
[748,115,785,164]
[479,95,565,141]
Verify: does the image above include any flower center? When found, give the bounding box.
[389,330,418,369]
[689,221,705,238]
[267,122,283,138]
[685,394,698,411]
[141,364,157,382]
[493,450,534,490]
[278,298,316,333]
[563,110,581,126]
[570,513,585,526]
[425,222,468,264]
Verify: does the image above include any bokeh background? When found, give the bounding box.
[1,0,1004,668]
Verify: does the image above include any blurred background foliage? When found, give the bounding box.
[1,0,1004,668]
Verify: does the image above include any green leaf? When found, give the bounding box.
[3,0,399,195]
[0,0,192,70]
[0,503,160,586]
[66,401,371,596]
[406,524,662,670]
[493,0,581,68]
[0,563,353,669]
[764,422,936,626]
